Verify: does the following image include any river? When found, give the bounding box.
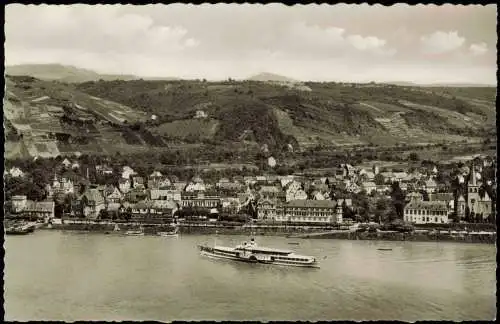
[4,231,496,321]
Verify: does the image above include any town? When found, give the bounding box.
[4,150,496,235]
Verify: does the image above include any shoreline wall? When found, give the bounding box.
[298,231,497,244]
[38,222,496,244]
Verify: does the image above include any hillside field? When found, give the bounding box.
[3,71,496,160]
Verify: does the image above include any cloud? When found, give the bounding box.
[287,22,345,49]
[346,34,396,56]
[469,42,488,56]
[347,35,386,51]
[420,31,465,54]
[5,5,199,57]
[4,4,496,84]
[283,22,395,58]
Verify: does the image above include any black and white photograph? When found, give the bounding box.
[3,3,497,322]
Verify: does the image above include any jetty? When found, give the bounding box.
[288,230,349,239]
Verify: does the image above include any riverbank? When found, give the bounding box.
[36,222,496,244]
[293,231,497,244]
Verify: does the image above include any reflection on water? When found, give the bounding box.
[4,231,496,321]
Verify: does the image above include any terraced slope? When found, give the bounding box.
[150,119,220,140]
[3,74,495,158]
[4,76,153,158]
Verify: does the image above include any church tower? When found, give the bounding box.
[467,161,479,215]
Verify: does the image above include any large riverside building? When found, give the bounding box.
[257,199,343,224]
[181,191,220,209]
[10,195,55,220]
[403,200,449,224]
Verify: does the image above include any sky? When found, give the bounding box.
[5,4,497,84]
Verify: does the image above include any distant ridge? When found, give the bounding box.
[247,72,298,83]
[423,83,497,88]
[382,81,496,88]
[5,63,179,83]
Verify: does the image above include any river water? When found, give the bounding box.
[4,231,496,321]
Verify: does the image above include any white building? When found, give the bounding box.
[150,187,182,202]
[51,175,75,195]
[282,200,343,224]
[122,166,136,179]
[424,178,438,194]
[119,178,132,194]
[404,201,449,224]
[8,167,25,178]
[280,175,295,188]
[268,157,277,168]
[185,182,206,192]
[286,189,307,202]
[194,110,208,119]
[62,158,71,168]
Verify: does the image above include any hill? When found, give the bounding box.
[5,64,179,83]
[383,81,496,88]
[4,75,157,158]
[75,79,495,147]
[247,72,298,83]
[3,75,495,160]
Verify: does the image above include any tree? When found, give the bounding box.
[352,190,371,222]
[63,194,74,216]
[408,152,419,161]
[374,196,394,223]
[27,183,47,201]
[464,206,471,223]
[99,209,109,220]
[342,200,355,220]
[374,173,385,185]
[419,190,429,201]
[390,182,406,219]
[306,187,315,199]
[487,213,495,224]
[448,211,459,223]
[54,203,64,218]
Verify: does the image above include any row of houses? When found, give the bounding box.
[402,167,493,224]
[6,158,495,225]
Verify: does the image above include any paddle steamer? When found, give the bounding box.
[198,238,319,268]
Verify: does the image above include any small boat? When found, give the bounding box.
[22,224,36,233]
[377,248,393,251]
[288,242,300,245]
[125,231,144,236]
[5,226,32,235]
[125,230,144,236]
[158,232,179,238]
[5,221,36,235]
[157,225,179,237]
[158,226,179,238]
[6,228,31,235]
[125,226,144,236]
[199,238,319,268]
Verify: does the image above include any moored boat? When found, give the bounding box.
[4,221,36,235]
[125,226,144,236]
[5,226,32,235]
[125,230,144,236]
[158,226,179,237]
[198,238,319,268]
[158,232,179,238]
